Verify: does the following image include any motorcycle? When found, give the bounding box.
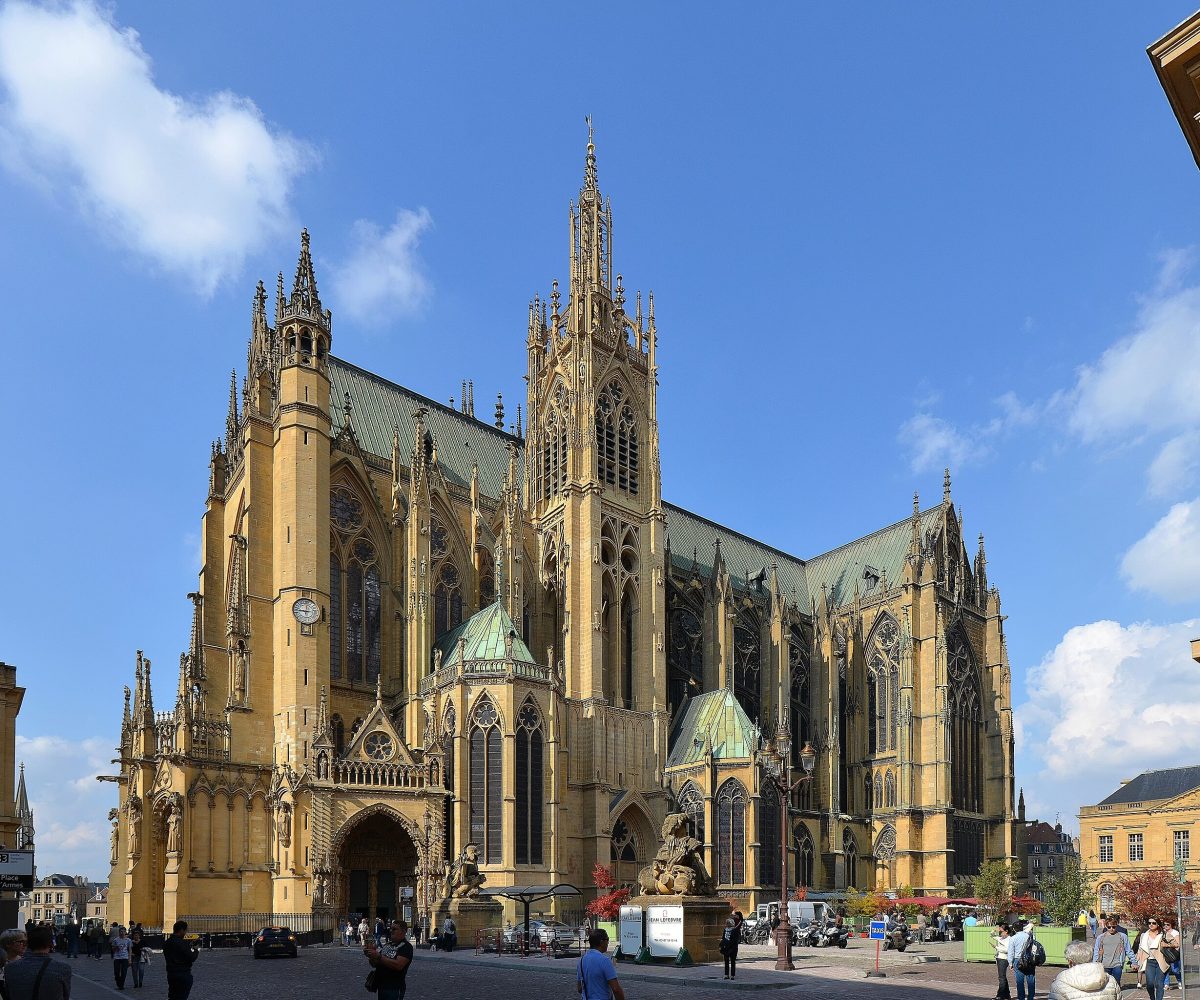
[882,925,908,952]
[815,924,850,949]
[793,922,820,947]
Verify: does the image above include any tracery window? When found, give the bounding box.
[540,384,569,500]
[844,830,858,888]
[667,595,705,717]
[329,485,382,683]
[611,819,638,863]
[431,514,464,640]
[796,828,816,889]
[514,699,544,865]
[948,628,983,813]
[874,773,883,809]
[330,714,345,756]
[758,783,781,888]
[885,770,896,808]
[478,549,495,607]
[716,779,747,885]
[678,781,705,844]
[866,614,900,754]
[733,619,762,723]
[864,774,873,815]
[468,697,503,864]
[595,380,639,495]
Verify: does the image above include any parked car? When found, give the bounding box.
[501,920,576,950]
[253,926,298,959]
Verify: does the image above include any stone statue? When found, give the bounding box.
[232,645,248,704]
[276,801,293,849]
[166,799,183,854]
[504,630,514,659]
[313,870,327,905]
[444,842,486,898]
[109,810,119,866]
[433,648,443,672]
[126,795,143,857]
[637,812,716,897]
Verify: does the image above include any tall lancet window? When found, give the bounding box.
[329,486,383,684]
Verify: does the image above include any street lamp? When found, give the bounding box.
[759,711,816,972]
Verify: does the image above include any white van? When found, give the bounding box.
[787,901,827,927]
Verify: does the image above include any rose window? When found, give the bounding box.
[363,731,394,761]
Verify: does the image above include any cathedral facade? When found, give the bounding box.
[107,132,1017,927]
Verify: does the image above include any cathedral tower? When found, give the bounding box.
[526,121,666,711]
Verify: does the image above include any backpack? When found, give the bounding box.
[1017,932,1046,974]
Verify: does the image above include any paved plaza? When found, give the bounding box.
[55,937,1026,1000]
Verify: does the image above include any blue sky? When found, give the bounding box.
[1,1,1199,879]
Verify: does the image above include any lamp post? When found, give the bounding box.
[759,712,816,972]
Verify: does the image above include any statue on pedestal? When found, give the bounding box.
[444,843,486,898]
[637,812,716,897]
[166,797,184,855]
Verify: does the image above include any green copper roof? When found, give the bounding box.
[432,601,535,667]
[667,688,762,768]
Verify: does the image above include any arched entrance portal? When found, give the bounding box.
[336,810,419,923]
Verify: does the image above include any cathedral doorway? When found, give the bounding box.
[335,808,419,923]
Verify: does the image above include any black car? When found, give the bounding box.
[253,926,298,959]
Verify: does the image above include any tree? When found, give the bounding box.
[1115,869,1193,927]
[846,887,887,919]
[585,863,630,921]
[951,874,977,898]
[974,860,1015,923]
[1041,857,1097,926]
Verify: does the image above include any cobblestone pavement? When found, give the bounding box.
[58,939,1022,1000]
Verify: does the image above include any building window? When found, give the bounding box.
[1099,882,1115,912]
[430,515,464,641]
[329,486,383,683]
[540,384,569,500]
[32,893,39,904]
[514,699,544,866]
[866,614,901,754]
[732,619,761,723]
[1033,858,1040,870]
[797,829,816,889]
[789,625,813,809]
[948,627,982,813]
[1099,835,1113,863]
[885,771,896,808]
[716,779,747,885]
[1128,833,1144,862]
[611,819,638,862]
[667,593,704,717]
[844,830,858,888]
[33,909,39,920]
[56,893,63,904]
[595,380,639,495]
[678,782,705,844]
[1176,829,1191,862]
[758,783,781,888]
[468,696,503,864]
[1047,858,1055,871]
[442,705,456,864]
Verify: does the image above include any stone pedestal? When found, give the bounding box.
[626,894,730,963]
[433,896,503,950]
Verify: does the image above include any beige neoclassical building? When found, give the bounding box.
[105,131,1018,928]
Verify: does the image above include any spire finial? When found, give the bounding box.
[494,392,504,429]
[943,467,952,503]
[584,115,598,191]
[375,672,382,705]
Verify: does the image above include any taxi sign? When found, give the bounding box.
[869,919,887,940]
[0,851,34,891]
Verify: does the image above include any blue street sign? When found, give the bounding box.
[870,920,887,940]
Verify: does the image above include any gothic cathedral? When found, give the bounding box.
[107,130,1017,927]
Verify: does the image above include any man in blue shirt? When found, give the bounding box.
[1007,923,1035,1000]
[577,929,625,1000]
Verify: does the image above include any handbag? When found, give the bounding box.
[364,969,377,993]
[1161,945,1180,965]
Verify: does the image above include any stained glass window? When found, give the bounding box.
[331,487,363,532]
[434,562,463,638]
[734,621,761,723]
[515,700,544,865]
[758,784,781,887]
[668,595,704,716]
[867,614,900,754]
[717,779,747,885]
[329,554,342,680]
[329,485,388,686]
[678,782,704,844]
[469,698,503,864]
[948,628,983,813]
[611,820,637,862]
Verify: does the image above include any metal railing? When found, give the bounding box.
[175,912,336,948]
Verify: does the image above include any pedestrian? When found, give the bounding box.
[576,929,624,1000]
[966,910,980,929]
[112,925,131,990]
[1048,940,1120,1000]
[0,927,28,1000]
[374,916,385,947]
[358,917,370,946]
[5,925,71,1000]
[1007,921,1037,1000]
[938,912,949,941]
[441,915,456,952]
[1137,917,1169,1000]
[1162,917,1182,990]
[992,923,1013,1000]
[364,919,414,1000]
[162,920,198,1000]
[130,928,145,989]
[1087,910,1099,941]
[917,910,928,943]
[719,912,742,981]
[1092,914,1134,987]
[64,922,78,961]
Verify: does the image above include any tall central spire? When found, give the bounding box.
[571,116,612,296]
[584,115,598,194]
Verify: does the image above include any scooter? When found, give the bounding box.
[816,924,850,949]
[793,922,820,947]
[882,926,908,952]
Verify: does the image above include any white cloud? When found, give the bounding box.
[1069,261,1200,445]
[898,413,974,474]
[1147,431,1200,499]
[1121,499,1200,602]
[328,209,433,326]
[1018,618,1200,825]
[17,734,116,879]
[0,0,313,293]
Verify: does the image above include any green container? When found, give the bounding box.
[596,920,618,946]
[964,925,1086,967]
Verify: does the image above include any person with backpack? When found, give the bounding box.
[576,929,624,1000]
[719,913,742,980]
[1008,921,1044,1000]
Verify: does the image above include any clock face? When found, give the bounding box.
[292,598,320,625]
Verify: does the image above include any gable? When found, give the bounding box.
[342,692,419,767]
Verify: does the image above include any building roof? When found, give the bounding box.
[37,874,79,888]
[431,601,535,666]
[1098,764,1200,807]
[331,358,953,615]
[667,688,761,767]
[1024,821,1070,846]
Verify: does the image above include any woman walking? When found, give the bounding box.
[720,913,742,981]
[129,928,145,989]
[1137,917,1169,1000]
[111,925,131,990]
[1162,917,1182,991]
[992,923,1013,1000]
